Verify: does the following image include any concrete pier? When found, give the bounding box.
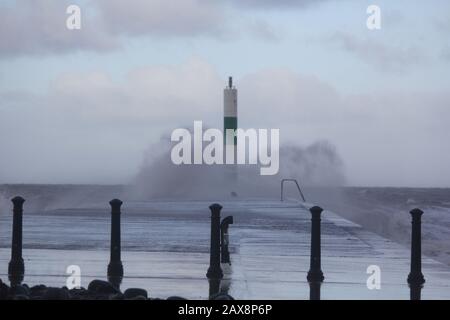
[1,200,450,299]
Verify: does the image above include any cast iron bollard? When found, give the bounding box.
[309,281,321,301]
[8,196,25,286]
[206,203,223,279]
[220,216,234,264]
[208,278,221,299]
[407,208,425,300]
[107,199,124,288]
[307,206,324,300]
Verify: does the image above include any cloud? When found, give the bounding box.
[95,0,226,38]
[47,57,223,126]
[225,0,330,9]
[329,32,427,73]
[246,19,280,42]
[434,15,450,34]
[441,46,450,61]
[0,0,117,57]
[238,68,342,127]
[0,57,224,183]
[0,0,231,58]
[0,0,333,58]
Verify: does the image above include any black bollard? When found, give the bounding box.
[309,281,321,301]
[107,199,124,288]
[220,216,233,264]
[8,196,25,286]
[206,203,223,279]
[407,208,425,300]
[410,285,422,301]
[208,278,221,299]
[307,206,324,283]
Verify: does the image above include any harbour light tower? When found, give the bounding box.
[224,76,237,150]
[224,77,238,186]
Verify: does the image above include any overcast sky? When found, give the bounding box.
[0,0,449,187]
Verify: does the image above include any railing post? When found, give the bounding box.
[107,199,124,288]
[8,196,25,286]
[408,208,425,300]
[307,206,324,300]
[206,203,223,279]
[220,216,234,264]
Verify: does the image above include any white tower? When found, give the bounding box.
[224,76,237,147]
[224,77,238,187]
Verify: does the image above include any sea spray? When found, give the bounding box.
[127,129,346,200]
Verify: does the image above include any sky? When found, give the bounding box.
[0,0,449,187]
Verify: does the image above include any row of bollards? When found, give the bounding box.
[4,195,425,300]
[305,205,426,300]
[6,197,125,290]
[4,196,235,298]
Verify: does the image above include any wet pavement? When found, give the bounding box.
[1,199,450,299]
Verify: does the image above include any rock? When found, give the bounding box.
[69,288,89,299]
[124,288,148,299]
[8,284,30,298]
[13,294,30,300]
[42,287,70,300]
[167,296,188,300]
[30,285,47,298]
[109,293,125,300]
[129,295,147,300]
[87,280,120,295]
[211,293,234,300]
[0,279,9,299]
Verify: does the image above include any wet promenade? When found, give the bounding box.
[1,200,449,299]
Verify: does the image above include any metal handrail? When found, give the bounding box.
[281,179,306,202]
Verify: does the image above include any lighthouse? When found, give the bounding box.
[224,77,237,148]
[224,77,238,186]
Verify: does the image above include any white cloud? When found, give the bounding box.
[96,0,226,37]
[225,0,330,9]
[48,57,223,125]
[0,0,228,58]
[0,0,117,57]
[246,19,280,42]
[329,32,427,73]
[0,0,334,58]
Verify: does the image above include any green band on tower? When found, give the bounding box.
[224,117,237,145]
